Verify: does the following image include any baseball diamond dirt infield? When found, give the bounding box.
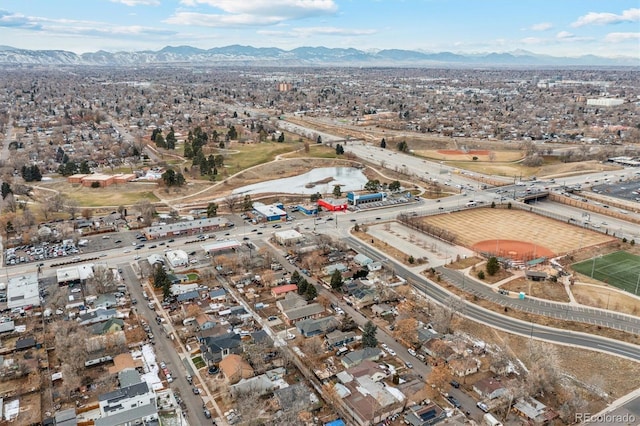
[418,208,615,261]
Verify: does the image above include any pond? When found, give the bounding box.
[232,167,368,195]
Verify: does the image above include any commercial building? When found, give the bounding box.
[67,173,136,188]
[144,217,231,239]
[165,250,189,268]
[296,204,318,216]
[318,198,348,211]
[347,192,387,206]
[56,264,95,286]
[7,273,41,309]
[273,229,304,246]
[586,98,624,107]
[201,239,242,254]
[253,202,287,222]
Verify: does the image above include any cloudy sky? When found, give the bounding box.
[0,0,638,57]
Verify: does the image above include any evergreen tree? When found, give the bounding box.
[206,202,218,217]
[297,278,308,295]
[79,160,91,174]
[304,283,317,301]
[330,269,343,290]
[1,182,12,199]
[362,321,378,348]
[486,256,500,276]
[380,138,386,148]
[290,270,301,284]
[277,133,285,143]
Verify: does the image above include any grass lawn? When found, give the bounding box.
[220,142,297,175]
[192,356,206,369]
[573,251,640,293]
[186,273,199,281]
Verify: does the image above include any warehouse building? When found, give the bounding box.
[274,229,304,246]
[8,273,41,309]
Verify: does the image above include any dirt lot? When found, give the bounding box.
[571,284,640,316]
[415,149,523,162]
[501,277,571,303]
[419,208,614,256]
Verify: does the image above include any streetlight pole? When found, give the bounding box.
[635,273,640,295]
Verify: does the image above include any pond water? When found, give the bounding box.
[232,167,368,195]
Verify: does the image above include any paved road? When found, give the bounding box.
[347,237,640,361]
[119,262,213,425]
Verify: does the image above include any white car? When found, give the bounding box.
[408,348,417,357]
[123,249,131,253]
[386,348,397,356]
[381,343,389,350]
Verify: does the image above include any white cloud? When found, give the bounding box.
[520,37,543,45]
[258,26,376,38]
[530,22,552,31]
[604,32,640,43]
[556,31,592,42]
[109,0,160,5]
[572,8,640,27]
[178,0,338,20]
[166,1,338,28]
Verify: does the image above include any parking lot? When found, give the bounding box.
[592,176,640,203]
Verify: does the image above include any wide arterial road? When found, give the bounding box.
[346,236,640,362]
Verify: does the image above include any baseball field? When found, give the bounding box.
[419,208,615,261]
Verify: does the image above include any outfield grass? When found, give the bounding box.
[573,251,640,293]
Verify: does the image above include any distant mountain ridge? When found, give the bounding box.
[0,44,636,67]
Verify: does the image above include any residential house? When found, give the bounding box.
[512,397,559,424]
[352,287,377,309]
[195,314,216,331]
[271,284,299,299]
[449,357,480,377]
[367,261,383,272]
[78,308,117,326]
[176,290,200,303]
[403,403,447,426]
[422,338,456,362]
[200,332,243,364]
[340,347,382,369]
[323,263,348,276]
[325,330,357,349]
[230,374,276,397]
[91,318,124,335]
[282,303,325,325]
[337,360,405,426]
[15,337,37,351]
[276,292,307,313]
[371,303,394,316]
[354,253,373,267]
[219,354,254,384]
[53,408,78,426]
[0,320,15,334]
[93,294,117,310]
[95,380,157,426]
[209,288,227,302]
[473,377,507,400]
[296,316,339,337]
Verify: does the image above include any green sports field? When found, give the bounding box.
[573,251,640,293]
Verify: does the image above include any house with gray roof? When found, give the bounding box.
[276,292,307,312]
[95,380,157,426]
[341,347,382,369]
[325,330,357,349]
[176,290,200,303]
[296,316,339,337]
[200,332,243,364]
[78,308,117,326]
[283,303,325,325]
